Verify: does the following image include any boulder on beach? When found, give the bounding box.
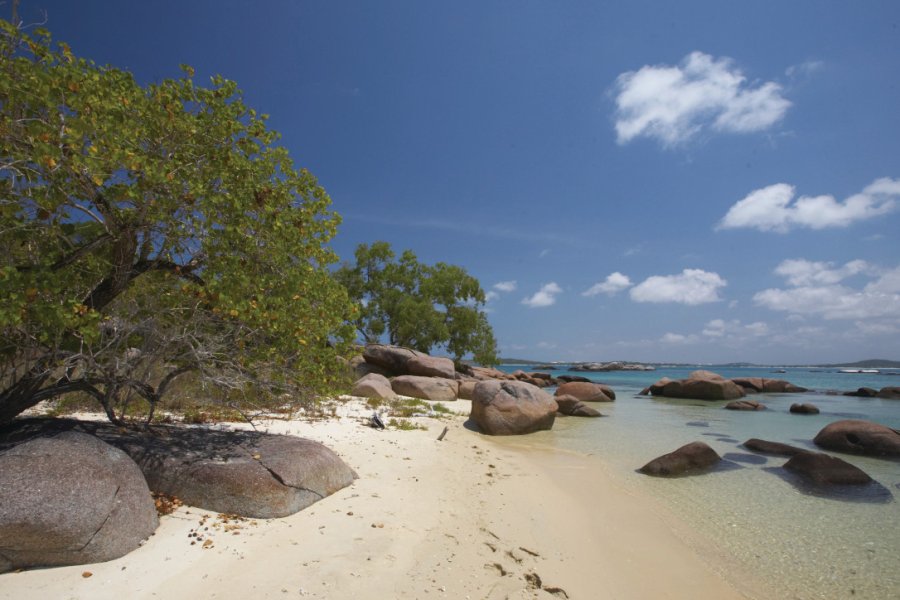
[638,441,721,477]
[406,355,456,379]
[554,394,603,417]
[0,430,158,573]
[743,438,808,457]
[351,373,396,401]
[362,344,421,375]
[391,375,458,402]
[470,380,558,435]
[813,419,900,457]
[790,402,820,415]
[457,380,477,400]
[725,399,766,411]
[554,381,615,402]
[783,452,873,486]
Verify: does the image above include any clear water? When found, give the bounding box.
[499,365,900,600]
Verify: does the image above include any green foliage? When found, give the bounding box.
[334,241,499,365]
[0,21,355,422]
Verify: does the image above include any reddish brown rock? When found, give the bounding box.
[470,380,557,435]
[813,419,900,457]
[743,438,808,457]
[406,355,456,379]
[638,441,721,477]
[554,381,615,402]
[557,375,592,383]
[362,344,421,375]
[732,377,765,393]
[554,394,603,417]
[725,399,766,411]
[877,387,900,399]
[762,379,808,393]
[351,373,396,400]
[844,387,878,398]
[783,452,873,486]
[457,380,478,400]
[661,377,746,401]
[391,375,458,402]
[790,402,820,415]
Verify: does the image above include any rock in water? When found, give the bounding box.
[470,380,558,435]
[638,441,721,476]
[783,452,873,486]
[743,439,808,457]
[725,399,766,411]
[554,381,615,402]
[0,431,158,572]
[813,419,900,457]
[554,394,603,417]
[790,402,820,414]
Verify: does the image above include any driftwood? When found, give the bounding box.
[437,426,449,441]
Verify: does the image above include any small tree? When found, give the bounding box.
[334,241,499,366]
[0,21,355,423]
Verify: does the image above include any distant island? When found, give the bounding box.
[496,358,900,369]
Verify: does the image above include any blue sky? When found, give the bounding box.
[18,1,900,363]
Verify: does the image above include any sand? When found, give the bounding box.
[0,399,764,599]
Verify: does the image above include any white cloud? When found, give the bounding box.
[582,272,632,297]
[660,332,697,345]
[630,269,726,305]
[493,280,517,293]
[774,259,875,287]
[613,51,790,146]
[484,291,499,302]
[754,263,900,320]
[522,282,563,308]
[718,178,900,232]
[785,60,824,79]
[701,318,769,339]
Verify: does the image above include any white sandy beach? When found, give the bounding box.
[0,399,766,600]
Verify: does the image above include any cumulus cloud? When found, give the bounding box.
[718,178,900,232]
[754,261,900,320]
[493,280,517,293]
[629,269,726,305]
[582,272,632,297]
[613,51,790,146]
[522,282,563,308]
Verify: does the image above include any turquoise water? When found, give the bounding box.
[499,365,900,600]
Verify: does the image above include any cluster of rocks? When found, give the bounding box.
[348,344,617,435]
[639,419,899,492]
[843,386,900,399]
[0,418,357,573]
[640,370,807,406]
[569,361,655,372]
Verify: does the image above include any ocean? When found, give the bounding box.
[497,365,900,600]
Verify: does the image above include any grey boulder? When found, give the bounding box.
[470,380,558,435]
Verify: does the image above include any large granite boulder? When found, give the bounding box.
[725,399,766,411]
[877,387,900,399]
[554,381,615,402]
[640,377,672,396]
[470,380,558,435]
[731,377,766,393]
[0,431,158,572]
[659,376,746,401]
[743,438,808,457]
[407,355,456,379]
[351,373,396,401]
[554,394,602,417]
[813,420,900,457]
[457,380,478,400]
[783,452,873,486]
[350,355,393,379]
[391,375,458,402]
[638,441,721,476]
[362,344,421,375]
[761,379,808,393]
[466,365,515,381]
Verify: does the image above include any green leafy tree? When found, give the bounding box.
[334,241,498,366]
[0,21,355,423]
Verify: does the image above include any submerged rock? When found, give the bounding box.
[743,439,808,457]
[725,399,766,411]
[783,452,873,486]
[638,441,721,477]
[790,402,820,415]
[554,394,603,417]
[844,387,878,398]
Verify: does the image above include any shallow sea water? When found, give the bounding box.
[499,366,900,600]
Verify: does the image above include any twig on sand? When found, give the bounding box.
[437,426,449,441]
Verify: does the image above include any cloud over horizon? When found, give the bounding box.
[754,260,900,321]
[630,269,727,305]
[522,282,563,308]
[613,51,791,147]
[718,178,900,232]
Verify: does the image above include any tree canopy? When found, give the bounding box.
[334,241,498,366]
[0,21,355,423]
